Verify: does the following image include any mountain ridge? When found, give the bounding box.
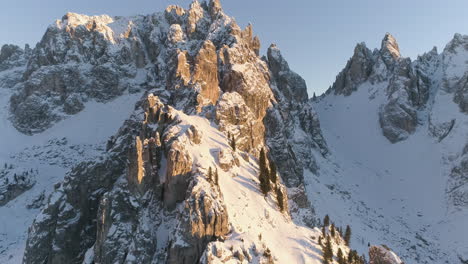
[0,1,466,263]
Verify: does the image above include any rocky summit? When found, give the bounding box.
[0,1,467,264]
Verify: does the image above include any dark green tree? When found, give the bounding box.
[230,134,236,152]
[337,248,345,264]
[259,148,271,195]
[276,186,284,211]
[323,214,330,227]
[348,250,358,264]
[322,235,333,262]
[208,167,213,182]
[344,225,351,246]
[330,223,336,237]
[215,168,219,186]
[269,161,277,184]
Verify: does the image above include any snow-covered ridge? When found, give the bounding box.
[313,32,468,263]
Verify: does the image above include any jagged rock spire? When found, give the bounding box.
[209,0,222,18]
[381,33,401,64]
[267,44,309,102]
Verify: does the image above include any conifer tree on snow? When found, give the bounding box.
[215,168,219,186]
[269,160,277,184]
[344,225,351,246]
[323,214,330,227]
[348,250,362,264]
[330,223,336,237]
[322,235,333,262]
[208,167,213,182]
[337,248,345,264]
[230,135,236,152]
[276,186,284,211]
[259,148,271,195]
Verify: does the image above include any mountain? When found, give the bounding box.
[313,33,468,263]
[0,0,465,263]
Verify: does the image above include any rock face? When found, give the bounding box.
[330,33,433,143]
[332,42,374,96]
[447,146,468,208]
[0,44,29,71]
[264,44,326,226]
[266,44,327,187]
[19,1,329,263]
[0,165,36,206]
[369,245,404,264]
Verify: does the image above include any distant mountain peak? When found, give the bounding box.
[381,32,401,61]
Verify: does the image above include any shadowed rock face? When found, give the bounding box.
[332,42,375,96]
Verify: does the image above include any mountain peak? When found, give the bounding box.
[381,32,401,60]
[444,33,468,54]
[209,0,223,17]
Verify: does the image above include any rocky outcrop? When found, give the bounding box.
[369,245,404,264]
[0,165,36,206]
[447,147,468,208]
[380,33,401,69]
[264,44,326,226]
[332,42,374,96]
[267,44,308,102]
[193,40,220,105]
[167,175,229,264]
[454,72,468,113]
[265,45,327,188]
[215,92,264,154]
[379,98,418,143]
[0,44,29,72]
[330,33,434,143]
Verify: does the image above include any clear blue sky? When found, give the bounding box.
[2,0,468,95]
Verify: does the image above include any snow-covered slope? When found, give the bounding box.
[0,67,142,263]
[310,33,468,263]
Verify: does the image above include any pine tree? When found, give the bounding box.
[313,92,317,101]
[330,223,336,237]
[259,148,271,195]
[215,168,219,186]
[269,161,277,184]
[344,225,351,246]
[323,214,330,227]
[229,134,236,152]
[322,235,333,262]
[276,186,284,211]
[318,236,322,246]
[348,250,360,264]
[321,226,326,236]
[337,248,345,264]
[208,167,213,182]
